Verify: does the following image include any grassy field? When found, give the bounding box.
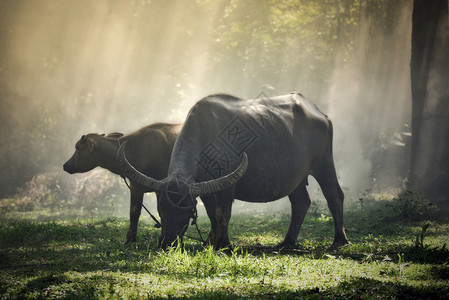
[1,190,449,299]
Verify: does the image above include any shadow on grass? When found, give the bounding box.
[12,272,449,299]
[1,208,449,299]
[185,279,449,300]
[226,241,449,266]
[2,206,449,277]
[0,217,161,275]
[288,277,447,300]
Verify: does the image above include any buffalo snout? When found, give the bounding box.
[63,161,76,174]
[158,234,181,249]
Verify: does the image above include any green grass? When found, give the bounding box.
[1,193,449,299]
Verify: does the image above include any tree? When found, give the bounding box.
[409,0,449,202]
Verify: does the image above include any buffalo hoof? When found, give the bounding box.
[213,241,231,251]
[205,233,231,250]
[329,240,350,250]
[125,233,137,244]
[214,244,231,251]
[204,233,216,246]
[276,240,298,249]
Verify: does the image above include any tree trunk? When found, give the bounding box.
[409,0,449,202]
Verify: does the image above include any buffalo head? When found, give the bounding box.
[63,134,105,174]
[117,140,248,248]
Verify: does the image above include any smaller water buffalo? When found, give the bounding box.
[63,123,182,243]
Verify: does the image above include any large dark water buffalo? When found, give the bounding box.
[64,123,182,243]
[118,93,348,249]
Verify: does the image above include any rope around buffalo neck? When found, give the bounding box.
[163,179,205,244]
[186,204,205,243]
[121,175,162,228]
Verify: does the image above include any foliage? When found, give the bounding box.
[0,169,129,216]
[366,124,411,190]
[414,222,430,248]
[0,0,412,198]
[1,188,448,299]
[392,190,434,221]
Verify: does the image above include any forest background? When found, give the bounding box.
[0,0,414,203]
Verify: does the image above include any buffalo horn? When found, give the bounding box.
[117,140,164,192]
[189,153,248,196]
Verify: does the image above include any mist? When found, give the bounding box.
[0,0,412,213]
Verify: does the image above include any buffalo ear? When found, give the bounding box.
[87,138,98,152]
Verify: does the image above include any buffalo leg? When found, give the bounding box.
[314,159,349,248]
[201,195,219,245]
[125,185,143,243]
[203,190,233,249]
[278,181,311,248]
